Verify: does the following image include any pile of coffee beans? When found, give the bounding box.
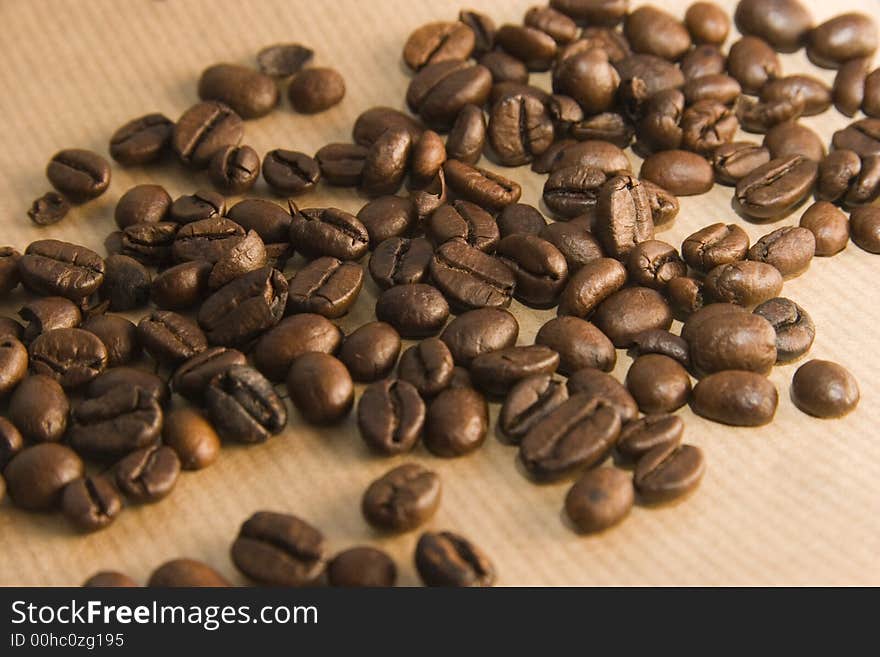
[3,0,873,587]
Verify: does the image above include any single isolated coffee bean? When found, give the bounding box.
[362,463,441,531]
[327,547,397,588]
[339,322,400,383]
[626,354,691,414]
[252,314,342,382]
[148,559,230,587]
[61,476,122,532]
[288,67,346,113]
[3,443,83,510]
[850,206,880,253]
[415,531,495,587]
[565,467,633,534]
[109,113,174,165]
[681,223,749,273]
[753,297,815,363]
[28,191,69,226]
[206,366,286,443]
[197,63,278,119]
[634,443,705,504]
[429,239,515,311]
[375,283,450,338]
[232,511,326,586]
[286,258,363,318]
[685,1,730,45]
[172,346,248,401]
[440,307,518,366]
[287,353,353,425]
[137,311,206,365]
[535,316,615,375]
[357,379,425,454]
[46,149,111,201]
[369,237,433,289]
[617,414,684,462]
[424,386,488,457]
[808,12,878,69]
[625,5,691,61]
[257,43,313,77]
[799,201,849,256]
[172,101,244,168]
[734,0,813,52]
[19,240,104,301]
[593,287,673,348]
[163,407,221,470]
[67,385,162,458]
[209,145,261,194]
[747,226,815,278]
[688,310,777,376]
[115,184,172,229]
[499,374,568,442]
[470,345,560,397]
[704,261,784,308]
[692,370,778,426]
[791,359,860,418]
[115,444,180,503]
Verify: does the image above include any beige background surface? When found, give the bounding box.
[0,0,878,586]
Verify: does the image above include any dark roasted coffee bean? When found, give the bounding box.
[287,353,353,424]
[288,67,346,113]
[257,43,313,77]
[28,191,69,226]
[680,100,738,156]
[667,276,705,318]
[799,201,849,256]
[497,204,546,239]
[640,150,713,196]
[735,155,818,220]
[443,159,521,209]
[115,444,179,503]
[410,130,446,185]
[681,223,749,273]
[495,24,557,71]
[358,379,424,454]
[172,346,248,400]
[163,407,221,471]
[471,345,559,397]
[550,0,628,27]
[109,113,173,165]
[631,329,689,368]
[536,316,615,375]
[441,307,518,366]
[808,12,878,69]
[82,571,138,587]
[692,370,778,426]
[353,107,424,148]
[625,5,691,61]
[480,51,529,84]
[559,26,631,63]
[850,206,880,253]
[328,547,396,587]
[487,93,553,166]
[549,94,584,133]
[363,463,441,531]
[115,184,172,229]
[712,142,770,185]
[29,328,107,388]
[289,205,368,260]
[761,75,831,117]
[46,149,110,201]
[626,240,686,290]
[209,144,261,194]
[148,559,230,587]
[19,297,80,343]
[642,179,680,228]
[19,240,104,300]
[88,367,168,406]
[727,36,780,95]
[205,229,267,290]
[415,531,494,587]
[398,339,454,398]
[121,222,178,265]
[446,104,486,165]
[543,165,607,219]
[247,319,332,384]
[753,297,815,363]
[680,44,726,80]
[206,365,286,443]
[369,237,433,290]
[499,374,568,442]
[3,443,82,510]
[424,387,488,457]
[151,261,211,310]
[232,511,326,585]
[557,257,626,318]
[497,234,568,307]
[263,150,321,195]
[407,61,492,130]
[0,247,20,296]
[0,317,23,342]
[137,310,207,366]
[791,359,859,418]
[430,239,514,311]
[704,261,784,307]
[520,393,621,481]
[553,48,619,116]
[0,417,23,469]
[82,315,138,367]
[68,385,161,458]
[339,322,400,382]
[533,139,576,175]
[626,354,691,413]
[375,283,449,338]
[173,101,243,168]
[833,57,871,116]
[198,63,278,119]
[427,201,499,251]
[566,367,638,423]
[734,0,813,52]
[226,198,291,249]
[287,258,362,318]
[359,128,412,197]
[595,174,654,260]
[403,21,475,71]
[61,476,121,531]
[617,413,684,462]
[593,287,672,347]
[681,303,748,343]
[763,122,825,162]
[0,337,29,399]
[748,226,815,278]
[172,216,243,263]
[635,443,705,504]
[685,1,730,45]
[565,466,633,533]
[315,143,367,187]
[834,154,880,207]
[539,222,603,272]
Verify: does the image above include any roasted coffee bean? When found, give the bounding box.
[833,57,871,116]
[209,144,261,194]
[631,329,688,368]
[19,297,80,343]
[82,315,138,367]
[353,106,424,148]
[314,143,368,187]
[570,112,634,147]
[753,297,815,363]
[548,92,585,135]
[520,393,621,481]
[625,4,691,60]
[443,159,521,209]
[595,174,654,260]
[121,222,178,265]
[614,53,685,100]
[29,328,107,388]
[737,95,805,134]
[688,309,777,376]
[168,190,226,225]
[636,89,684,153]
[704,261,784,308]
[415,531,494,587]
[593,287,672,348]
[808,12,878,69]
[288,67,346,113]
[375,283,450,339]
[684,1,730,45]
[363,463,441,531]
[667,276,706,318]
[150,261,211,310]
[626,240,687,290]
[566,367,638,423]
[368,237,433,290]
[114,184,171,229]
[115,444,180,503]
[735,155,818,220]
[172,216,243,264]
[403,21,475,71]
[557,257,626,318]
[543,165,607,219]
[525,5,578,43]
[19,240,104,300]
[67,385,162,458]
[205,230,267,290]
[497,235,568,307]
[424,387,488,457]
[109,113,173,165]
[539,222,603,272]
[3,443,83,510]
[137,311,205,365]
[495,23,557,71]
[692,370,778,426]
[850,206,880,253]
[358,128,412,197]
[407,61,492,129]
[470,345,559,397]
[499,374,568,442]
[559,26,632,63]
[328,547,396,587]
[0,317,23,342]
[287,353,353,424]
[232,511,326,586]
[82,571,138,587]
[680,44,726,80]
[427,201,499,252]
[226,198,292,249]
[833,153,880,207]
[430,239,514,311]
[411,129,447,185]
[445,104,486,165]
[286,258,363,318]
[681,223,749,273]
[497,204,546,238]
[617,413,684,462]
[748,226,815,278]
[791,359,859,418]
[459,9,495,55]
[683,73,741,107]
[61,476,121,532]
[397,339,454,399]
[553,48,619,116]
[640,150,713,197]
[680,100,738,156]
[358,379,425,454]
[46,149,110,201]
[564,466,633,533]
[173,346,248,400]
[441,307,518,366]
[28,190,69,226]
[148,559,230,587]
[0,248,20,297]
[761,75,831,117]
[0,417,23,470]
[480,50,529,84]
[338,322,400,383]
[9,374,68,443]
[727,36,780,95]
[198,63,278,119]
[163,407,220,471]
[681,303,748,343]
[198,266,287,346]
[487,93,553,166]
[262,150,321,195]
[88,367,168,406]
[734,0,813,52]
[536,316,615,375]
[763,122,825,162]
[206,365,286,443]
[253,313,341,380]
[551,0,628,26]
[289,205,368,261]
[172,101,243,168]
[545,140,631,175]
[626,354,691,414]
[410,167,448,221]
[832,118,880,158]
[799,201,849,256]
[257,43,313,77]
[634,443,705,504]
[643,180,680,228]
[712,142,771,185]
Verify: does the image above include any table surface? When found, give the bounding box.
[0,0,878,586]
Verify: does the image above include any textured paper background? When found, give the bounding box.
[0,0,878,586]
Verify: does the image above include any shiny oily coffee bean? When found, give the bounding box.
[595,174,654,260]
[206,365,286,443]
[685,1,730,45]
[227,199,291,246]
[551,0,629,27]
[850,206,880,254]
[761,75,831,117]
[197,63,278,119]
[198,266,287,346]
[807,12,878,69]
[427,201,499,252]
[737,95,805,135]
[446,104,486,164]
[121,222,178,265]
[692,370,778,426]
[497,235,568,307]
[753,297,815,363]
[415,531,495,587]
[566,367,639,423]
[634,443,705,504]
[137,311,206,365]
[407,61,492,130]
[61,476,122,532]
[357,196,416,247]
[681,303,749,344]
[29,328,107,388]
[625,5,691,61]
[209,144,261,194]
[499,374,568,442]
[712,142,770,186]
[288,67,346,114]
[440,307,519,366]
[109,113,173,165]
[358,379,425,454]
[626,354,691,414]
[791,359,860,418]
[617,414,684,462]
[704,261,784,308]
[631,329,690,369]
[28,191,69,226]
[593,287,673,348]
[82,571,138,587]
[403,21,476,71]
[68,385,162,459]
[834,57,871,116]
[8,374,68,443]
[352,106,424,148]
[169,190,225,224]
[570,112,634,147]
[315,143,368,187]
[339,322,400,382]
[487,93,553,166]
[289,205,368,261]
[19,240,104,300]
[557,257,627,318]
[763,122,825,162]
[681,223,749,273]
[748,226,815,279]
[205,229,268,290]
[251,315,341,384]
[535,316,616,375]
[626,240,686,290]
[362,463,441,531]
[735,156,818,221]
[328,547,397,588]
[232,511,326,586]
[636,89,684,153]
[19,297,81,343]
[559,26,632,64]
[171,216,244,264]
[727,36,781,95]
[799,201,849,257]
[543,165,607,219]
[115,184,172,229]
[3,443,83,510]
[539,222,603,272]
[430,239,515,311]
[87,367,168,406]
[545,140,631,175]
[46,149,110,201]
[497,204,546,238]
[643,180,680,228]
[287,353,353,425]
[172,101,243,168]
[163,407,220,470]
[424,387,488,457]
[173,346,248,400]
[148,559,230,587]
[519,394,621,481]
[0,417,23,469]
[286,258,363,318]
[553,49,619,116]
[640,150,713,197]
[398,338,454,398]
[443,159,521,210]
[82,315,139,367]
[257,42,313,77]
[151,261,211,310]
[734,0,813,52]
[375,284,449,339]
[614,53,685,101]
[565,467,633,534]
[263,150,321,195]
[470,345,560,397]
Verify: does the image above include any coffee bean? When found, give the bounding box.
[198,267,287,346]
[681,100,739,156]
[470,345,560,397]
[495,23,557,71]
[82,315,139,367]
[115,444,180,503]
[362,463,441,531]
[681,223,749,273]
[480,50,529,85]
[499,374,568,441]
[497,204,546,239]
[520,393,621,481]
[121,222,178,265]
[634,443,705,504]
[46,149,110,201]
[114,184,171,229]
[206,365,287,443]
[823,151,880,207]
[680,44,726,80]
[427,201,499,252]
[832,118,880,158]
[808,12,878,69]
[487,93,554,166]
[539,222,603,272]
[692,370,778,426]
[88,367,168,406]
[566,367,639,423]
[631,329,688,368]
[595,174,654,260]
[403,21,475,71]
[570,112,634,147]
[549,141,633,176]
[109,113,174,165]
[441,307,518,366]
[172,346,247,400]
[704,261,784,308]
[667,276,706,318]
[410,169,448,223]
[542,165,607,219]
[753,297,814,363]
[287,353,353,424]
[358,129,412,197]
[358,379,425,454]
[327,547,396,587]
[565,466,633,533]
[443,159,521,209]
[61,476,121,532]
[172,101,243,168]
[339,322,400,382]
[684,1,730,45]
[19,240,104,300]
[850,206,880,253]
[593,287,672,348]
[163,407,220,470]
[615,53,685,101]
[356,196,416,247]
[352,106,424,148]
[172,216,243,263]
[288,67,346,113]
[681,303,747,343]
[3,443,83,510]
[832,57,872,117]
[415,531,495,587]
[148,559,230,587]
[209,145,261,194]
[252,315,341,383]
[535,316,615,375]
[263,150,321,195]
[735,155,818,220]
[232,511,326,586]
[82,571,138,587]
[737,94,805,135]
[727,36,781,95]
[761,75,832,117]
[424,387,488,457]
[226,199,292,249]
[151,261,211,310]
[257,43,313,77]
[625,5,691,61]
[396,339,454,399]
[637,89,684,152]
[557,257,626,318]
[8,374,67,444]
[206,230,268,290]
[734,0,812,51]
[28,191,69,226]
[763,122,825,162]
[19,297,80,343]
[289,205,369,260]
[626,354,692,414]
[643,179,680,228]
[748,226,815,278]
[137,311,206,365]
[314,143,367,187]
[0,248,20,297]
[29,328,107,388]
[799,201,849,256]
[640,150,713,196]
[497,235,568,308]
[0,317,23,342]
[525,5,578,43]
[0,417,23,470]
[198,63,278,119]
[553,48,619,117]
[458,8,495,54]
[430,239,515,311]
[286,258,363,318]
[67,384,162,459]
[407,61,492,129]
[626,239,686,290]
[445,104,486,164]
[791,359,859,418]
[617,414,684,462]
